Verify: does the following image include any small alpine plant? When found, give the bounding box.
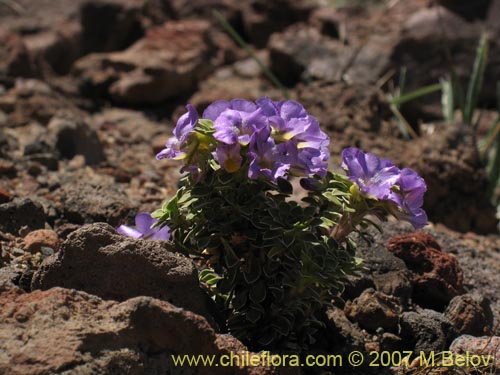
[119,98,427,351]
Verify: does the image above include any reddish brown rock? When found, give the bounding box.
[0,79,82,127]
[444,294,493,336]
[23,229,60,254]
[387,232,465,309]
[407,123,497,234]
[309,7,342,39]
[0,287,276,375]
[74,20,234,104]
[0,31,39,77]
[345,289,403,332]
[0,188,12,204]
[45,113,106,165]
[31,223,214,323]
[0,198,46,235]
[24,21,82,74]
[0,159,16,177]
[434,0,491,21]
[188,54,281,112]
[241,0,316,48]
[372,270,412,300]
[80,0,144,54]
[326,305,368,355]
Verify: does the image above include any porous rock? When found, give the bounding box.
[0,31,39,77]
[406,123,497,234]
[450,335,500,360]
[444,294,493,336]
[0,287,275,375]
[23,229,60,254]
[372,270,413,300]
[242,0,316,48]
[0,79,81,127]
[0,198,46,235]
[326,305,368,354]
[74,20,231,104]
[387,232,464,309]
[31,223,213,321]
[345,289,403,332]
[268,24,354,86]
[80,0,144,53]
[399,309,455,353]
[45,113,106,165]
[54,173,133,226]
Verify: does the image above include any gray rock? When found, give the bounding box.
[450,335,500,361]
[0,267,21,292]
[399,309,455,353]
[268,24,355,86]
[55,173,133,226]
[32,223,214,322]
[392,6,500,105]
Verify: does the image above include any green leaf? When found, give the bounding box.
[150,208,164,220]
[191,185,212,197]
[271,317,292,336]
[249,280,267,303]
[243,256,262,284]
[267,246,283,259]
[246,306,263,323]
[389,83,443,106]
[232,290,248,310]
[464,33,488,125]
[221,238,240,269]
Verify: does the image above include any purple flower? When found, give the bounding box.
[341,147,400,200]
[248,135,290,182]
[392,168,428,229]
[157,104,198,160]
[202,99,258,121]
[256,97,329,177]
[117,212,170,240]
[215,143,243,173]
[287,140,329,178]
[204,99,269,147]
[341,147,427,229]
[213,109,269,147]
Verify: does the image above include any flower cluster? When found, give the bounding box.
[341,147,427,229]
[156,98,330,182]
[117,97,430,352]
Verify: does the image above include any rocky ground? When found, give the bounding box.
[1,0,500,374]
